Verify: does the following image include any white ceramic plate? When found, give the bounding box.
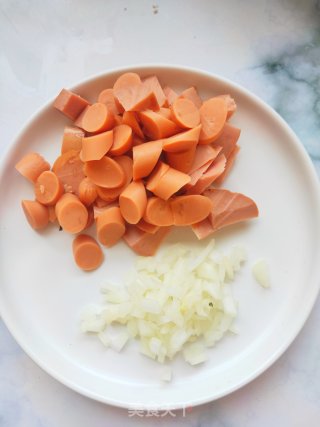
[1,65,320,410]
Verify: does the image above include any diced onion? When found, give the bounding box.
[81,241,247,366]
[252,259,270,288]
[183,342,207,365]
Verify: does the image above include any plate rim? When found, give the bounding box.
[1,63,320,409]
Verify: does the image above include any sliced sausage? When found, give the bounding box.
[81,130,113,161]
[132,140,162,180]
[81,103,115,134]
[34,170,64,206]
[119,180,147,224]
[96,206,125,247]
[186,154,226,195]
[84,156,125,188]
[53,89,90,121]
[199,97,228,144]
[96,155,133,202]
[212,123,240,159]
[72,234,104,271]
[139,110,179,139]
[162,125,201,153]
[15,153,50,183]
[55,193,88,233]
[215,145,240,185]
[143,197,174,226]
[180,86,202,108]
[21,200,49,230]
[52,150,85,195]
[171,195,213,225]
[61,126,84,154]
[123,225,171,256]
[204,188,259,232]
[170,98,200,129]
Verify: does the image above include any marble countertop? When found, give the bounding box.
[1,0,320,425]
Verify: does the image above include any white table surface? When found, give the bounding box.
[1,0,320,425]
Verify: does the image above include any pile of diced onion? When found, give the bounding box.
[81,240,247,367]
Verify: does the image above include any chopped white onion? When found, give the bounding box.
[98,331,110,348]
[106,326,130,352]
[80,304,105,333]
[252,259,270,288]
[81,242,247,366]
[183,342,207,365]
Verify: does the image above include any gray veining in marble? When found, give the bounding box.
[257,31,320,166]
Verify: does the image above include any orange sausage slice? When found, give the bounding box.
[180,87,202,108]
[53,89,90,121]
[109,124,132,156]
[215,145,240,185]
[114,83,159,112]
[171,195,213,225]
[84,207,95,230]
[143,75,167,107]
[147,166,191,200]
[132,136,144,146]
[185,145,222,189]
[189,144,221,175]
[199,97,228,144]
[35,171,64,206]
[72,234,104,271]
[143,197,174,226]
[114,115,123,126]
[158,107,173,120]
[163,86,178,106]
[162,125,201,153]
[97,88,119,115]
[188,160,212,188]
[48,206,57,223]
[96,206,125,247]
[113,72,141,92]
[113,73,142,113]
[122,111,145,139]
[55,193,88,234]
[191,218,214,240]
[146,161,170,192]
[73,105,90,128]
[52,150,85,194]
[123,225,171,256]
[21,200,49,230]
[93,204,110,218]
[204,188,259,232]
[61,126,84,154]
[165,146,197,173]
[136,218,160,234]
[113,73,141,113]
[170,98,200,129]
[81,103,115,134]
[96,155,133,202]
[212,123,241,159]
[84,156,125,188]
[78,177,98,206]
[216,94,237,119]
[15,153,50,183]
[119,180,147,224]
[139,110,179,140]
[186,154,226,195]
[132,140,162,180]
[81,130,113,161]
[94,197,111,208]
